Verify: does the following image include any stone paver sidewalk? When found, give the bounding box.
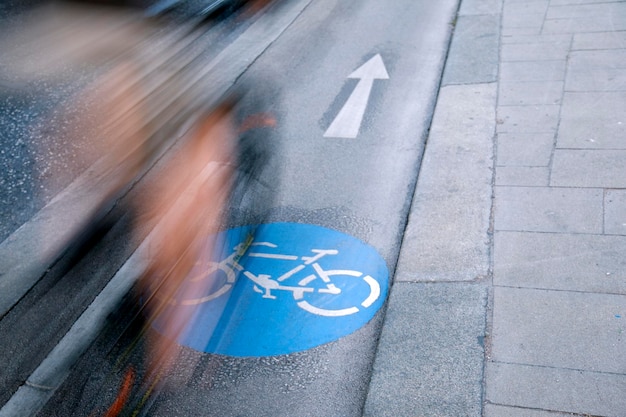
[488,0,626,416]
[366,0,626,415]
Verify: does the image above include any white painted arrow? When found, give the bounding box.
[324,54,389,138]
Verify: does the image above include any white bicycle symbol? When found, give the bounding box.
[181,239,382,317]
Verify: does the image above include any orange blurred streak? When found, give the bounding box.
[103,367,135,417]
[238,112,277,133]
[137,103,237,380]
[241,0,278,18]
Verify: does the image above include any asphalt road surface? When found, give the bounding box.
[0,0,458,415]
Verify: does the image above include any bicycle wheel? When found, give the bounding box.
[178,259,237,305]
[293,269,381,317]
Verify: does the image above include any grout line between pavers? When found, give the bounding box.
[493,283,626,297]
[602,188,607,234]
[393,278,493,286]
[546,33,573,186]
[489,359,626,377]
[494,228,626,238]
[485,401,599,417]
[494,184,606,189]
[494,228,623,236]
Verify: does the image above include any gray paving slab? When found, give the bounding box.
[496,132,554,166]
[498,80,563,105]
[556,91,626,149]
[573,31,626,51]
[605,189,626,236]
[500,61,566,82]
[494,186,603,234]
[496,104,560,133]
[565,50,626,91]
[501,12,545,30]
[364,282,487,417]
[395,84,495,282]
[484,404,577,417]
[494,231,626,293]
[486,361,626,417]
[501,42,570,62]
[502,0,548,16]
[543,16,626,34]
[546,2,626,19]
[495,166,549,186]
[492,286,626,373]
[551,150,626,188]
[458,0,502,16]
[442,14,500,85]
[501,26,542,37]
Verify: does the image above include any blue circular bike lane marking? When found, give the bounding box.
[152,222,389,357]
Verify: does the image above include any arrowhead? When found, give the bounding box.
[348,54,389,80]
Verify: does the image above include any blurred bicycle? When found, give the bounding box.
[1,1,280,415]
